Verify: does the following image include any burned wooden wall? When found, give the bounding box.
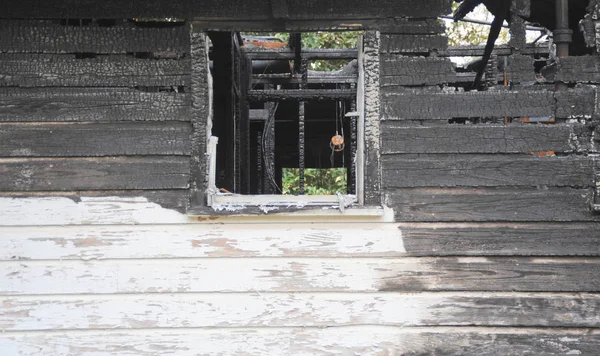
[0,20,193,210]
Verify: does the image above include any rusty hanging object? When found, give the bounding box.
[330,134,345,152]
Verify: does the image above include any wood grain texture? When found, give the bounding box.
[3,257,600,294]
[381,89,555,120]
[380,123,577,154]
[380,34,448,53]
[1,327,599,356]
[388,188,598,222]
[2,292,599,330]
[0,157,190,191]
[555,87,596,119]
[399,222,600,256]
[380,55,456,86]
[0,196,191,226]
[0,223,405,260]
[0,122,192,157]
[0,20,189,54]
[0,88,191,122]
[1,222,599,260]
[0,54,190,87]
[555,55,600,83]
[382,155,596,188]
[2,0,451,19]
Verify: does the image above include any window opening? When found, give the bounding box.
[207,31,363,207]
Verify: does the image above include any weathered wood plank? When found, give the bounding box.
[0,122,192,157]
[0,54,190,87]
[555,55,600,83]
[400,222,600,256]
[380,34,448,54]
[1,327,599,356]
[3,0,451,20]
[389,188,598,222]
[3,257,600,294]
[2,223,599,260]
[382,155,596,188]
[555,87,597,119]
[381,89,555,120]
[0,20,189,54]
[0,224,405,260]
[0,157,190,191]
[0,196,192,226]
[0,88,191,122]
[380,123,577,154]
[380,55,456,86]
[2,293,599,330]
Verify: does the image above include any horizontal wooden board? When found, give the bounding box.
[0,157,190,191]
[380,34,448,53]
[555,55,600,83]
[0,224,405,260]
[0,88,191,122]
[389,188,598,222]
[3,257,600,294]
[400,222,600,256]
[1,222,599,260]
[1,327,599,356]
[0,54,190,87]
[381,89,555,120]
[380,123,577,154]
[0,122,192,157]
[382,155,596,188]
[380,55,456,86]
[555,87,597,119]
[2,292,599,331]
[0,20,189,53]
[0,195,192,226]
[3,0,451,19]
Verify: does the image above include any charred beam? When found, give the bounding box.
[248,89,356,101]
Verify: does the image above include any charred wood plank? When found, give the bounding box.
[505,54,536,83]
[554,55,600,84]
[248,89,356,101]
[245,48,358,60]
[194,17,443,32]
[380,34,448,54]
[380,124,577,154]
[252,74,357,85]
[0,88,190,122]
[400,222,600,256]
[555,87,597,119]
[3,0,450,20]
[382,155,596,188]
[0,157,190,191]
[441,43,550,57]
[0,122,192,157]
[381,89,555,120]
[380,55,456,86]
[0,20,189,54]
[388,187,599,222]
[0,54,190,87]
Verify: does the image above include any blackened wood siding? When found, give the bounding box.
[0,20,193,198]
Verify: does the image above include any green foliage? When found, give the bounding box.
[282,168,347,196]
[248,31,361,71]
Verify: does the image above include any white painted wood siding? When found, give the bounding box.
[1,196,599,355]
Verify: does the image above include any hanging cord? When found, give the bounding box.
[262,102,282,193]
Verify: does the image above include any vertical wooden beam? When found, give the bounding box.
[190,28,210,208]
[362,31,382,206]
